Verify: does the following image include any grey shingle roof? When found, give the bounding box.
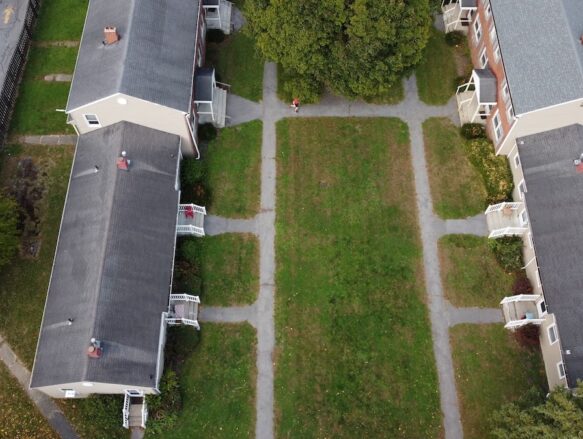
[474,69,497,103]
[66,0,200,113]
[518,124,583,388]
[491,0,583,115]
[31,122,180,389]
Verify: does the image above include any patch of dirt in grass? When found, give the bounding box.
[7,158,52,258]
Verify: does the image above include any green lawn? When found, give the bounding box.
[416,28,457,105]
[439,235,514,308]
[58,396,128,439]
[183,121,262,218]
[35,0,89,41]
[276,118,441,438]
[423,118,487,218]
[25,47,78,79]
[0,144,73,368]
[0,362,59,439]
[206,32,264,102]
[149,324,256,438]
[451,324,546,439]
[178,234,259,306]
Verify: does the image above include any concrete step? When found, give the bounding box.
[214,87,227,128]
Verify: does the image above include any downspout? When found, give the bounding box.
[185,113,201,159]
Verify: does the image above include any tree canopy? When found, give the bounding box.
[244,0,431,101]
[0,195,19,269]
[491,384,583,438]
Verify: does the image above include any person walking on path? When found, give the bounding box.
[291,97,300,113]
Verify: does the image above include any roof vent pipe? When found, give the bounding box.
[87,338,102,358]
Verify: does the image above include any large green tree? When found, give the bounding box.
[491,384,583,438]
[0,195,19,269]
[245,0,431,100]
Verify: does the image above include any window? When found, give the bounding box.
[84,114,101,127]
[538,299,547,316]
[473,18,482,43]
[61,389,76,398]
[507,104,515,122]
[479,47,488,68]
[519,210,528,225]
[501,80,510,102]
[557,362,566,379]
[536,270,542,287]
[493,112,503,141]
[519,180,527,199]
[484,0,492,18]
[489,23,497,43]
[528,232,534,248]
[494,45,501,62]
[548,324,558,345]
[513,152,520,168]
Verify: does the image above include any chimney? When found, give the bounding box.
[104,26,119,45]
[87,338,102,359]
[580,34,583,45]
[116,151,130,171]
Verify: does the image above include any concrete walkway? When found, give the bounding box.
[205,214,258,236]
[439,214,489,237]
[199,305,257,327]
[447,304,503,327]
[16,134,77,146]
[0,336,79,439]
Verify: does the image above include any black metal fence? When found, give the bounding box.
[0,0,40,147]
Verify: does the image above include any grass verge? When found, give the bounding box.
[206,32,263,102]
[182,121,262,218]
[275,118,440,438]
[451,324,546,439]
[423,118,486,218]
[439,235,514,308]
[149,324,256,438]
[35,0,89,42]
[176,234,259,306]
[0,361,58,438]
[416,28,457,105]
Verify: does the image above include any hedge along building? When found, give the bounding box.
[64,0,229,159]
[443,0,583,389]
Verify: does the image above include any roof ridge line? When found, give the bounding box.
[81,128,123,382]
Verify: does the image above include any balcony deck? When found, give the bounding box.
[198,86,228,128]
[177,204,206,236]
[485,202,528,238]
[204,0,233,34]
[457,90,484,125]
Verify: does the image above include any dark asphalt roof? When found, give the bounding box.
[474,69,497,104]
[0,0,29,88]
[31,121,180,389]
[491,0,583,115]
[66,0,200,112]
[194,68,214,102]
[518,124,583,388]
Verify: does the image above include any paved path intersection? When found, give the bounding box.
[200,66,503,439]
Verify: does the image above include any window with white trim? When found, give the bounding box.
[484,0,492,18]
[557,361,566,379]
[501,79,510,102]
[528,232,534,248]
[519,180,527,199]
[493,112,503,141]
[513,152,520,168]
[61,389,77,398]
[84,114,101,127]
[519,209,528,225]
[536,270,542,288]
[507,104,515,122]
[494,45,501,62]
[479,47,488,68]
[538,299,547,316]
[473,18,482,43]
[489,23,497,43]
[548,324,558,345]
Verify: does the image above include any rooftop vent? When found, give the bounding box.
[116,151,130,171]
[573,154,583,173]
[103,26,119,45]
[580,34,583,45]
[87,338,102,359]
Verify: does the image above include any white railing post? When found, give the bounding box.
[122,393,130,429]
